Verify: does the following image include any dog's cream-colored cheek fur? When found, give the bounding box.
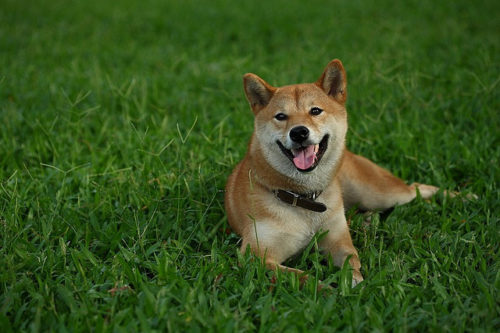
[253,120,291,172]
[316,114,347,160]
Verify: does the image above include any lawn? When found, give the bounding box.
[0,0,498,331]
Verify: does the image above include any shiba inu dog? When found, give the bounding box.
[225,59,446,285]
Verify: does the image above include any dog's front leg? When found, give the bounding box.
[239,225,311,283]
[319,211,363,286]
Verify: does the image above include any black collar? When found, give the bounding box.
[273,189,327,213]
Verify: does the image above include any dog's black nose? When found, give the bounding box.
[289,126,309,143]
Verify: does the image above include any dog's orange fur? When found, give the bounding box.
[225,59,444,285]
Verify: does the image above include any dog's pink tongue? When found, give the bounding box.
[293,145,317,170]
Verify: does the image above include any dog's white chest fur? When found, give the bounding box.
[247,189,342,263]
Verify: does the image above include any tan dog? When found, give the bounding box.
[225,59,444,286]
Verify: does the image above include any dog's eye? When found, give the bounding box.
[310,107,323,116]
[274,113,288,121]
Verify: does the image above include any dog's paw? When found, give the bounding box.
[412,183,440,199]
[412,183,478,202]
[462,192,479,200]
[352,271,364,287]
[441,189,478,202]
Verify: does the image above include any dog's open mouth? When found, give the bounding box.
[277,135,329,172]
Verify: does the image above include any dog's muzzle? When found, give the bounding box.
[277,134,329,172]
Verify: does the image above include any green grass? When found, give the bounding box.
[1,0,499,331]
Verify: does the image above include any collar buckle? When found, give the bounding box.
[273,189,326,213]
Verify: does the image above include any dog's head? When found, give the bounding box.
[244,59,348,181]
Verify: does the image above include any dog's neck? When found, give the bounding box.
[272,189,327,212]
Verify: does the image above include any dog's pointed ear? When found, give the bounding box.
[316,59,347,104]
[243,73,276,114]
